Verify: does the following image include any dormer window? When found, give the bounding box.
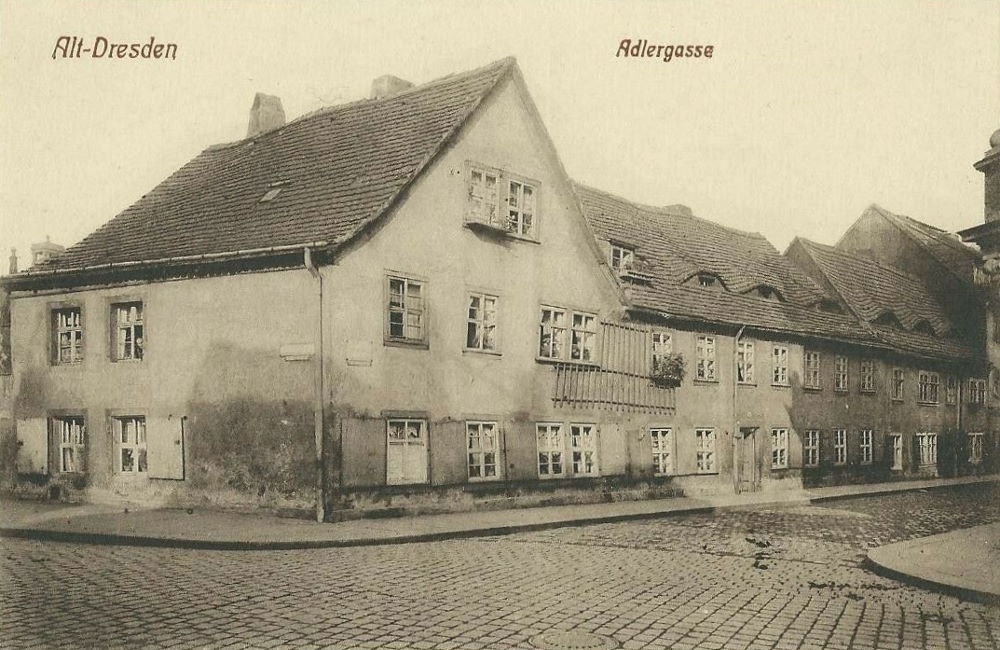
[697,274,716,288]
[467,163,537,240]
[610,244,634,273]
[913,321,936,337]
[756,286,784,302]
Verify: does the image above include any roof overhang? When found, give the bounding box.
[958,220,1000,246]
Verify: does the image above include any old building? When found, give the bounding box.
[2,57,994,519]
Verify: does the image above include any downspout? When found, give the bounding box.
[956,371,964,477]
[304,247,325,523]
[733,325,747,493]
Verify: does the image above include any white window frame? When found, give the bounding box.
[772,345,789,386]
[969,378,987,405]
[536,423,565,478]
[696,335,717,381]
[465,292,498,352]
[968,432,984,464]
[53,307,83,364]
[386,275,426,343]
[804,351,821,389]
[860,358,876,393]
[114,416,147,475]
[737,340,755,384]
[112,302,144,361]
[467,421,500,481]
[466,165,538,240]
[770,428,788,469]
[860,428,873,465]
[917,433,938,467]
[891,368,905,401]
[538,306,597,363]
[834,355,848,392]
[918,371,940,404]
[610,244,635,273]
[804,430,820,467]
[650,427,673,476]
[386,418,429,485]
[651,331,672,369]
[570,424,599,477]
[834,428,847,465]
[945,375,957,405]
[695,428,717,473]
[570,313,598,363]
[55,416,86,473]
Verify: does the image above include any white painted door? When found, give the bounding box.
[15,418,48,474]
[386,419,428,485]
[147,416,185,480]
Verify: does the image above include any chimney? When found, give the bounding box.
[247,93,286,138]
[370,75,414,100]
[8,248,17,275]
[975,128,1000,223]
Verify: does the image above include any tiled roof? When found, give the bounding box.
[794,238,955,336]
[34,58,515,271]
[575,183,978,362]
[864,205,979,282]
[576,183,827,306]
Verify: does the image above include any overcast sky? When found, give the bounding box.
[1,0,998,270]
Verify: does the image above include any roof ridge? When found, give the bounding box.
[797,237,935,287]
[870,204,977,255]
[204,56,517,153]
[573,180,767,240]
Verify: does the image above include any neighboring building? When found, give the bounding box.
[2,57,994,519]
[30,237,64,267]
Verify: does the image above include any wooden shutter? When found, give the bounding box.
[146,416,185,480]
[15,418,48,474]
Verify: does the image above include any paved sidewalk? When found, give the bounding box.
[867,522,1000,603]
[1,473,996,550]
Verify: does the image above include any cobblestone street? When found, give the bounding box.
[3,485,1000,649]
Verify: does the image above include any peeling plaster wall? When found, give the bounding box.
[9,269,318,513]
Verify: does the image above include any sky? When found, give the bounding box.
[1,0,998,270]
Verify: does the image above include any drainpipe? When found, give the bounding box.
[956,371,963,477]
[733,325,747,493]
[304,247,325,523]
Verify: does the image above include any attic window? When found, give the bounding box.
[697,274,719,288]
[756,286,784,302]
[610,244,635,273]
[817,299,844,314]
[913,320,936,337]
[873,312,902,329]
[259,180,291,203]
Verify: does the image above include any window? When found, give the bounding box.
[918,371,940,404]
[891,368,904,401]
[386,418,428,485]
[467,421,499,480]
[539,307,596,362]
[650,427,673,475]
[969,378,987,405]
[55,416,86,473]
[696,335,717,381]
[860,359,876,393]
[112,302,144,361]
[697,274,717,288]
[969,433,984,464]
[834,356,848,392]
[890,434,903,470]
[695,428,716,473]
[114,416,147,474]
[536,423,564,477]
[770,428,788,469]
[737,340,755,384]
[610,244,634,273]
[804,351,821,389]
[570,424,599,476]
[917,433,937,467]
[53,307,83,364]
[834,428,847,465]
[466,293,498,351]
[467,167,537,239]
[386,276,425,343]
[651,331,672,368]
[570,313,597,362]
[945,375,957,404]
[860,429,873,465]
[804,430,820,467]
[772,345,789,386]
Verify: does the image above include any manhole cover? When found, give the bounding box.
[529,630,619,650]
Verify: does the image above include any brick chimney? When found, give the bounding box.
[247,93,285,138]
[370,75,413,100]
[975,128,1000,223]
